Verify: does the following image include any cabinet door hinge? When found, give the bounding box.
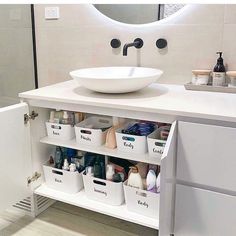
[27,172,41,186]
[24,111,38,124]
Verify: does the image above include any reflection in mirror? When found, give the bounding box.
[94,4,185,24]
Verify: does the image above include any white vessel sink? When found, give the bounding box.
[70,67,163,93]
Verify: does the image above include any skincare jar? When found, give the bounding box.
[192,70,211,85]
[226,71,236,87]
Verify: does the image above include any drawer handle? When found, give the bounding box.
[136,191,147,197]
[51,124,62,130]
[122,136,135,142]
[52,170,63,175]
[93,180,106,186]
[81,129,92,134]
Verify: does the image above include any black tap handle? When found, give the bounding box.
[156,38,168,49]
[110,39,121,48]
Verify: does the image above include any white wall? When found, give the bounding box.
[34,4,236,87]
[0,5,35,99]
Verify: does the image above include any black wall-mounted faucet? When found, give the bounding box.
[123,38,143,56]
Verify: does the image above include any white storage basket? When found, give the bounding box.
[46,122,75,141]
[147,127,169,158]
[82,173,124,206]
[115,124,148,154]
[43,163,83,194]
[123,181,160,218]
[75,116,112,147]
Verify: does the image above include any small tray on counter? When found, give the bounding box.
[184,83,236,94]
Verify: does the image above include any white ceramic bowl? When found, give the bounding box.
[70,67,163,93]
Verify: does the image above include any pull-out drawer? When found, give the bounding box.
[174,185,236,236]
[177,121,236,191]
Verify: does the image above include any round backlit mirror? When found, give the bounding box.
[93,4,185,24]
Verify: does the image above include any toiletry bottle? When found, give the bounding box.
[49,111,55,123]
[49,155,54,165]
[212,52,226,86]
[105,117,123,149]
[112,173,122,183]
[127,166,144,190]
[93,157,102,179]
[54,110,63,124]
[136,162,148,178]
[62,159,69,171]
[156,173,161,193]
[77,150,85,166]
[67,148,76,164]
[146,169,157,192]
[69,163,77,172]
[100,161,106,180]
[54,146,63,169]
[61,111,69,124]
[106,164,115,181]
[86,166,94,177]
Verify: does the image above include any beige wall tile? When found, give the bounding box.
[34,4,232,86]
[222,24,236,71]
[224,5,236,24]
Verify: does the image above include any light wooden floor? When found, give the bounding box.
[0,202,157,236]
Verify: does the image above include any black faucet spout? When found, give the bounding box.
[123,38,143,56]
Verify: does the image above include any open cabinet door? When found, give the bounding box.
[0,103,32,212]
[159,121,177,236]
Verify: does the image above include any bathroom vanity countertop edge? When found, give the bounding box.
[19,80,236,123]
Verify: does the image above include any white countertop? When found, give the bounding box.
[19,80,236,123]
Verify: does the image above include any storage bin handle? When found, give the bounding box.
[52,169,63,175]
[136,190,147,197]
[51,124,62,130]
[154,141,165,146]
[80,129,92,135]
[122,136,135,142]
[93,180,106,186]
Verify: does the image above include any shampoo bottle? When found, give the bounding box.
[54,147,63,169]
[61,111,69,124]
[62,159,69,171]
[106,164,115,181]
[86,166,94,177]
[127,166,144,190]
[93,157,102,178]
[212,52,226,86]
[146,169,157,192]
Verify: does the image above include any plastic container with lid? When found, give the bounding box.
[192,70,211,85]
[226,71,236,87]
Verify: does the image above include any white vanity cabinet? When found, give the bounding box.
[0,100,177,235]
[1,80,236,236]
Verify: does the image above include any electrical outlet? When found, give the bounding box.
[45,7,60,20]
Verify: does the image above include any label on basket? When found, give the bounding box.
[80,135,91,142]
[123,142,134,149]
[94,188,107,196]
[53,131,60,136]
[137,200,149,208]
[153,147,164,155]
[55,178,62,183]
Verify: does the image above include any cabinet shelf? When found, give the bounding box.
[35,184,159,230]
[40,136,161,165]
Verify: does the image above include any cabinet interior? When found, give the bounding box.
[29,106,173,230]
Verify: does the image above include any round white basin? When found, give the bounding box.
[70,67,163,93]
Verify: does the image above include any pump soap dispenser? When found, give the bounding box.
[212,52,226,87]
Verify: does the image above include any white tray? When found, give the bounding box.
[185,83,236,94]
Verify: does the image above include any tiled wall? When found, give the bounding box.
[34,4,236,87]
[0,5,35,98]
